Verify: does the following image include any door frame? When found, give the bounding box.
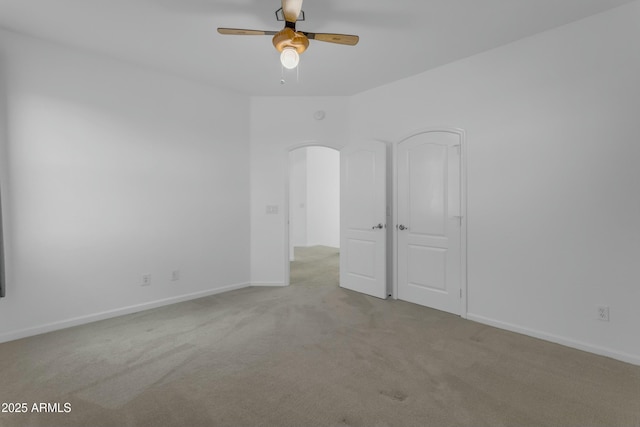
[392,127,468,318]
[284,141,341,287]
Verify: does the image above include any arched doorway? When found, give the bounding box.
[286,145,340,287]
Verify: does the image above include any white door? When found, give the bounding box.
[340,140,387,299]
[397,131,463,314]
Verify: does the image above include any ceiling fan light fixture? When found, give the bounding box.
[218,0,359,72]
[280,47,300,69]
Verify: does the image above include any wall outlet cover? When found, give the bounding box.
[597,305,610,322]
[142,274,151,286]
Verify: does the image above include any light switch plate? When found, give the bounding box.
[266,205,279,214]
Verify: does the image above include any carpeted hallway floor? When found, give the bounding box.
[0,245,639,427]
[289,245,340,287]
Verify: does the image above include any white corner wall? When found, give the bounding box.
[350,2,640,364]
[289,148,308,250]
[250,97,349,285]
[0,30,251,342]
[289,146,340,252]
[306,146,340,248]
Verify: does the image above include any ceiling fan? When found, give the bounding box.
[217,0,359,70]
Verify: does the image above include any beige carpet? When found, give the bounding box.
[0,245,639,427]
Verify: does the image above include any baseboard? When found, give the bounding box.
[0,282,251,344]
[467,313,640,366]
[251,282,287,287]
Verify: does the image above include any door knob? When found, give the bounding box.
[372,223,384,230]
[398,224,408,231]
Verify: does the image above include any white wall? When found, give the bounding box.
[250,97,349,285]
[289,146,340,251]
[0,30,251,341]
[0,53,7,300]
[350,2,640,364]
[289,148,307,250]
[306,146,339,248]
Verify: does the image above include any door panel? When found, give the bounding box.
[409,143,447,236]
[345,151,376,230]
[398,131,462,314]
[346,239,376,279]
[407,245,446,291]
[340,140,387,299]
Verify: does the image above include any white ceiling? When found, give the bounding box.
[0,0,634,96]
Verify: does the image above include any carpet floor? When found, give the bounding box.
[0,245,639,427]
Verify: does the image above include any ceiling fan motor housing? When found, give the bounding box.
[272,27,309,54]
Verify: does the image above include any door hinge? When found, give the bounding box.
[459,289,462,299]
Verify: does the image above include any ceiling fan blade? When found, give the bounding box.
[282,0,303,23]
[217,28,277,36]
[303,32,359,46]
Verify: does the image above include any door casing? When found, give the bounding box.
[284,142,341,287]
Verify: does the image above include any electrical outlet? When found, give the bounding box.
[171,270,180,282]
[597,305,610,322]
[142,274,151,287]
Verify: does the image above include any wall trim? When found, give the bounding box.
[467,313,640,366]
[0,282,251,344]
